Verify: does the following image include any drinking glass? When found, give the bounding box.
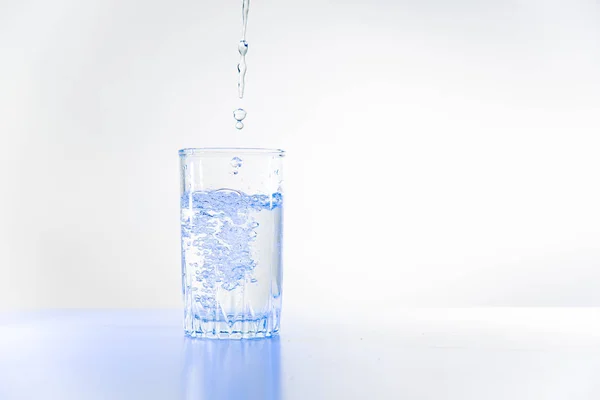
[179,148,285,339]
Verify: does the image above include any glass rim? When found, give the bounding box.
[179,147,285,157]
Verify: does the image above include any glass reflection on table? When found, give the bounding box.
[182,337,281,400]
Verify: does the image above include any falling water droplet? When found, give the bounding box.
[238,40,248,56]
[237,0,251,100]
[237,62,247,99]
[233,108,247,130]
[233,0,251,130]
[233,108,247,121]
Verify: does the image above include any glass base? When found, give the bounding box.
[184,312,280,340]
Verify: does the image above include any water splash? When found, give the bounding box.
[230,156,243,174]
[180,190,283,295]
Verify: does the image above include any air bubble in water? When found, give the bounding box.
[235,121,244,130]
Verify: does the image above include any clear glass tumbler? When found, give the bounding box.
[179,148,285,339]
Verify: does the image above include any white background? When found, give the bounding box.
[1,0,599,312]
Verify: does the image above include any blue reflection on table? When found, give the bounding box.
[182,336,281,400]
[3,309,599,400]
[0,310,281,400]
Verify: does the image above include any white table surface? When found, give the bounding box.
[1,309,599,399]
